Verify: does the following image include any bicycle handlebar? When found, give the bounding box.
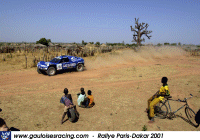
[177,99,186,102]
[177,94,193,102]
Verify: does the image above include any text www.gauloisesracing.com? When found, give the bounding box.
[14,133,89,139]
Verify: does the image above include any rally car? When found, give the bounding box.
[37,55,84,76]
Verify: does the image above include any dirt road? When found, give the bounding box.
[0,48,200,131]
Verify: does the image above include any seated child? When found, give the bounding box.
[87,90,94,108]
[60,88,78,124]
[77,88,87,107]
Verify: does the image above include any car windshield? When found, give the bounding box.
[50,58,61,63]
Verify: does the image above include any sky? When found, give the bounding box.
[0,0,200,45]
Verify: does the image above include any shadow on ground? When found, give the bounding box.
[38,68,86,76]
[176,115,199,128]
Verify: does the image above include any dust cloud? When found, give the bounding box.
[85,46,186,70]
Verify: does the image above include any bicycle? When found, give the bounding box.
[154,94,199,127]
[67,106,79,122]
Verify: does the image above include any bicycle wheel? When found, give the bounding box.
[185,107,199,127]
[67,108,76,122]
[155,102,168,119]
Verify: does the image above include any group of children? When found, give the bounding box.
[60,87,94,124]
[1,77,199,130]
[59,77,169,124]
[77,88,94,108]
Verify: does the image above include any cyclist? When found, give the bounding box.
[147,77,170,123]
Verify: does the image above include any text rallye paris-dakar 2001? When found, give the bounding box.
[97,133,163,139]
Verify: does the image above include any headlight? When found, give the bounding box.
[45,62,50,66]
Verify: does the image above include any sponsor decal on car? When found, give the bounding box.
[71,57,77,62]
[63,63,76,68]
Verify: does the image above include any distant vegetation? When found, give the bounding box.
[164,42,170,45]
[36,38,51,53]
[171,43,177,46]
[0,41,199,48]
[36,38,51,46]
[0,39,199,69]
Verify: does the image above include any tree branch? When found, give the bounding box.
[146,34,152,39]
[130,26,138,33]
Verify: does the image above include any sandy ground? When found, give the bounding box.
[0,46,200,131]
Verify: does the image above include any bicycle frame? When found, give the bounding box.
[162,94,193,115]
[164,99,188,114]
[156,94,198,126]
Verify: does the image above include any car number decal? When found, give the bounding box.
[57,64,62,70]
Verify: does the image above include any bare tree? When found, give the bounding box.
[130,18,152,46]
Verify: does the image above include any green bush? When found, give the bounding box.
[95,42,100,46]
[142,125,147,131]
[171,43,177,46]
[157,43,162,46]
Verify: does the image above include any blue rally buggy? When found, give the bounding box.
[37,55,84,76]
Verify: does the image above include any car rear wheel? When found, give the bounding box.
[47,67,56,76]
[76,64,84,72]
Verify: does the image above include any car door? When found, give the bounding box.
[61,57,70,70]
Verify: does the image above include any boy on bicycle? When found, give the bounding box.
[147,77,170,123]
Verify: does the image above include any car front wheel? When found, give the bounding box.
[47,67,56,76]
[37,67,42,74]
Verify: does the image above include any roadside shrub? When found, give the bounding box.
[6,54,12,58]
[2,55,6,61]
[31,56,37,67]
